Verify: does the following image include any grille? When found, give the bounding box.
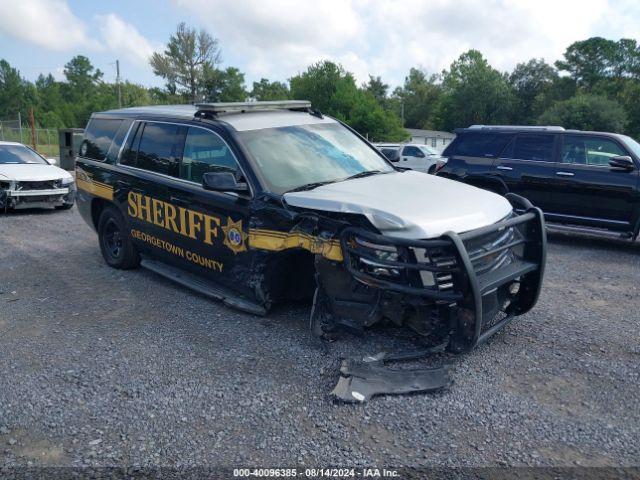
[16,180,61,190]
[414,220,522,292]
[465,225,520,275]
[411,246,457,292]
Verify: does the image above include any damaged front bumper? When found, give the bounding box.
[0,183,76,210]
[315,194,546,352]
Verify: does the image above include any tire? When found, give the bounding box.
[55,203,74,210]
[98,206,139,269]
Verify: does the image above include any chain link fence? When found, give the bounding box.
[0,117,59,158]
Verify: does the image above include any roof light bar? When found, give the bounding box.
[468,125,565,131]
[194,100,312,114]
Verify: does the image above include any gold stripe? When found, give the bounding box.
[76,177,114,201]
[249,229,343,261]
[92,179,113,190]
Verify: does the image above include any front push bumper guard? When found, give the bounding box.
[340,193,546,352]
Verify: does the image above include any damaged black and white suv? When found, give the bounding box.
[76,101,546,353]
[0,141,76,211]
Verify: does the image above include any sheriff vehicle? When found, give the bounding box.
[76,101,546,352]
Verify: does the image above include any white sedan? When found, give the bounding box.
[0,141,76,211]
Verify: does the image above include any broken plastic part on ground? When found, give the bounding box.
[330,345,452,403]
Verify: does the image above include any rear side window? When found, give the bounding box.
[504,134,555,162]
[444,132,513,158]
[105,120,133,163]
[181,128,239,183]
[80,118,123,160]
[121,122,184,177]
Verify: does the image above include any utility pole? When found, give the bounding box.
[116,59,122,108]
[29,107,36,151]
[17,112,22,143]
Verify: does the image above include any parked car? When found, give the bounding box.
[378,146,400,162]
[0,141,76,211]
[76,102,545,353]
[437,125,640,239]
[374,143,445,173]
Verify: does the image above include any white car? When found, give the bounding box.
[0,141,76,211]
[375,143,446,173]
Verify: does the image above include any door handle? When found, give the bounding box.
[170,196,190,207]
[556,171,575,177]
[496,166,513,171]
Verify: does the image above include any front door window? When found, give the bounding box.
[561,135,627,167]
[180,127,240,183]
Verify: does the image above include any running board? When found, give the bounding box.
[140,257,267,316]
[545,222,633,240]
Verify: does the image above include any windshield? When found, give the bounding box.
[0,144,48,165]
[239,123,394,194]
[621,135,640,159]
[419,145,439,155]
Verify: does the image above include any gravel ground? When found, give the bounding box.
[1,207,639,470]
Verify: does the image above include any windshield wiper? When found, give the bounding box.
[342,170,384,181]
[285,170,386,194]
[285,180,337,193]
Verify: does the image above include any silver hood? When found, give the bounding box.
[284,170,513,239]
[0,164,73,182]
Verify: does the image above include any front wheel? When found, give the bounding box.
[98,206,139,269]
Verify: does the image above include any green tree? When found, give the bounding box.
[619,81,640,139]
[437,50,516,131]
[59,55,106,126]
[0,59,24,118]
[63,55,103,94]
[556,37,640,88]
[289,61,352,115]
[390,68,441,128]
[204,66,247,102]
[363,75,388,106]
[147,86,185,105]
[289,61,406,141]
[250,78,290,100]
[538,94,627,132]
[509,59,559,123]
[150,22,222,102]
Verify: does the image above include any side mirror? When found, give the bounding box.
[415,151,425,158]
[202,172,249,193]
[46,158,59,166]
[609,155,635,170]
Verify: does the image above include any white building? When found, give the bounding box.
[406,128,455,151]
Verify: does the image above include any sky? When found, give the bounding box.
[0,0,639,90]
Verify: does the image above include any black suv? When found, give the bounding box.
[74,102,545,354]
[437,126,640,239]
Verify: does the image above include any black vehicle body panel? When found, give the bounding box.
[438,128,640,235]
[76,107,546,351]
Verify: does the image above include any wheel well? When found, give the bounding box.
[90,198,109,231]
[264,249,316,304]
[466,176,508,195]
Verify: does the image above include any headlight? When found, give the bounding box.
[353,236,401,277]
[60,177,75,186]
